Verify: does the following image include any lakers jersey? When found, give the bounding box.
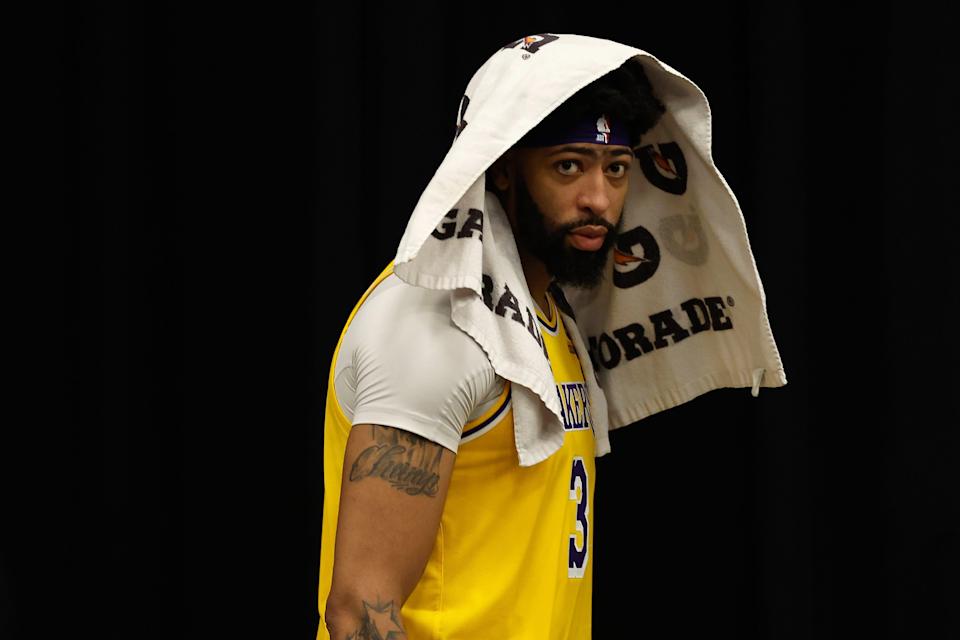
[318,262,595,639]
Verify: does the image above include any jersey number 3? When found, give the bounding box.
[568,456,589,578]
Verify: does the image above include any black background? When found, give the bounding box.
[11,2,958,638]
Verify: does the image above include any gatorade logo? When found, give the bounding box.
[612,225,660,289]
[636,142,687,195]
[501,34,560,55]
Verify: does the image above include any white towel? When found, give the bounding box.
[393,33,787,467]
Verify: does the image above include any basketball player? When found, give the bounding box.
[318,58,665,639]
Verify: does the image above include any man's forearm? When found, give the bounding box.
[325,592,408,639]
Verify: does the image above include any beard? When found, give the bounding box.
[513,175,621,289]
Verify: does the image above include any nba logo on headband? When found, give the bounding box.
[515,111,630,148]
[596,115,611,143]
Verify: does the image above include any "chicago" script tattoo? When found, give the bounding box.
[348,426,444,497]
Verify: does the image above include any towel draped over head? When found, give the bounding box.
[392,33,787,467]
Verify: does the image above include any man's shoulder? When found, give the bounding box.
[357,273,451,317]
[337,273,503,414]
[346,274,490,364]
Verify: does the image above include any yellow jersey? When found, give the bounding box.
[318,262,595,639]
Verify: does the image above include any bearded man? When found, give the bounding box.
[317,33,786,640]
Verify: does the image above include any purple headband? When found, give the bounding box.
[516,112,630,148]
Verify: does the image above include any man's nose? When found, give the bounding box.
[576,166,611,215]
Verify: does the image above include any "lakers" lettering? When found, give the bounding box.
[556,382,591,431]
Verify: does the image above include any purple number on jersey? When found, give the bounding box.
[568,456,589,578]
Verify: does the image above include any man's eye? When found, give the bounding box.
[607,163,628,178]
[556,160,580,175]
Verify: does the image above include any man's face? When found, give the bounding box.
[510,143,633,288]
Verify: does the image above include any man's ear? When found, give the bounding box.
[489,150,517,193]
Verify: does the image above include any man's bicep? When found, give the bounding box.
[326,423,456,624]
[348,289,499,451]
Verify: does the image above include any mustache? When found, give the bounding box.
[558,215,618,235]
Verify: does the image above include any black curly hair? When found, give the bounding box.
[516,57,666,149]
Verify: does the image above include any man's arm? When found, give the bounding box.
[324,423,456,639]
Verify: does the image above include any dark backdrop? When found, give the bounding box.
[14,2,958,638]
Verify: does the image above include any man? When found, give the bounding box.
[317,34,786,639]
[318,48,663,638]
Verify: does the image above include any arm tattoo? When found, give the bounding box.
[348,425,445,497]
[342,595,406,640]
